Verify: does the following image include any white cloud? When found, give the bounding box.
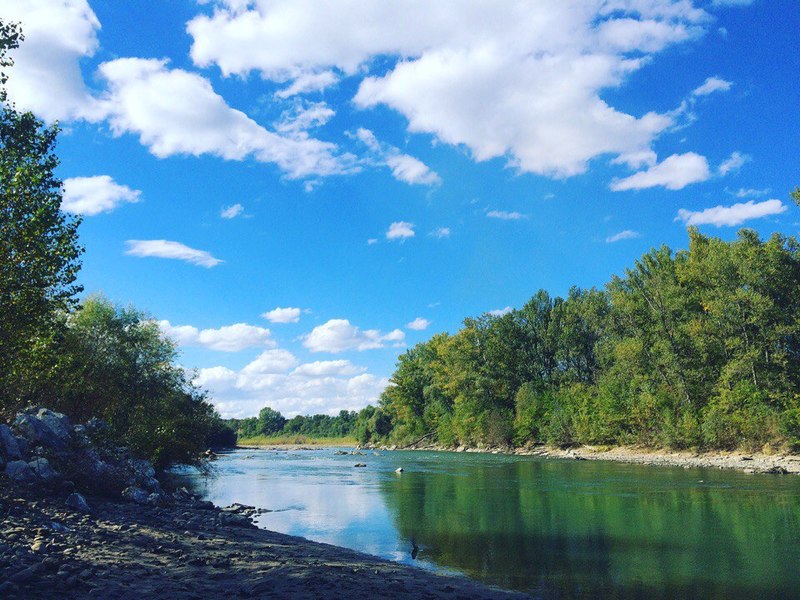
[220,203,244,219]
[712,0,755,7]
[610,152,711,191]
[189,1,706,178]
[367,238,379,245]
[606,230,641,243]
[195,356,388,418]
[692,76,732,96]
[487,210,526,220]
[97,58,350,179]
[159,320,276,352]
[275,70,339,98]
[241,349,299,374]
[407,317,430,331]
[355,128,440,185]
[61,175,141,216]
[125,240,223,268]
[731,187,770,198]
[274,100,335,134]
[0,0,104,122]
[675,199,787,227]
[292,360,366,378]
[718,151,750,176]
[489,306,513,316]
[386,221,415,240]
[304,319,405,353]
[262,307,302,323]
[430,227,451,238]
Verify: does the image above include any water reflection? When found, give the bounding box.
[177,449,800,599]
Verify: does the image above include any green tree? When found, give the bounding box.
[257,406,286,435]
[0,21,83,416]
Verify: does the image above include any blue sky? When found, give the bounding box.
[3,0,798,418]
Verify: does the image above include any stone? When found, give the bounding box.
[395,467,404,473]
[13,413,68,452]
[36,408,73,442]
[354,463,367,467]
[65,492,92,514]
[0,424,22,459]
[5,459,35,482]
[28,457,59,481]
[121,486,149,505]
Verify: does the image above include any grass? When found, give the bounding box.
[237,434,358,447]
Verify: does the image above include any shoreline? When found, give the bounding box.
[362,442,800,475]
[0,479,528,599]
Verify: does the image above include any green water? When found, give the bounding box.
[178,449,800,598]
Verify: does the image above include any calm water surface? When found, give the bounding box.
[176,448,800,599]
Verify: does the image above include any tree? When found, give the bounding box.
[0,20,83,415]
[258,406,286,435]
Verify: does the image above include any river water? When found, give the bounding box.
[176,447,800,598]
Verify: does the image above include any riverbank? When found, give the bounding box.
[368,442,800,474]
[0,479,528,599]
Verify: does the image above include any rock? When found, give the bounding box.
[65,492,92,514]
[5,459,35,482]
[354,463,367,468]
[9,565,39,584]
[766,465,789,475]
[0,424,22,459]
[28,457,59,481]
[13,412,69,452]
[395,467,404,473]
[36,408,73,442]
[121,486,149,504]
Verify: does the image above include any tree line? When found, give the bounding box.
[0,22,233,468]
[229,406,361,440]
[365,225,800,452]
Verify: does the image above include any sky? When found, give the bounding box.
[2,0,798,419]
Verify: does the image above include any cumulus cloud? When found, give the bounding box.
[718,151,750,176]
[220,203,244,219]
[262,307,302,323]
[292,360,366,378]
[188,1,707,178]
[0,0,104,122]
[159,320,276,352]
[355,128,440,185]
[125,240,223,268]
[386,221,415,240]
[692,76,732,96]
[610,152,711,191]
[275,70,339,98]
[303,319,404,353]
[406,318,430,331]
[675,199,787,227]
[489,306,513,317]
[430,227,451,238]
[195,356,388,418]
[61,175,141,216]
[606,230,641,243]
[487,210,526,220]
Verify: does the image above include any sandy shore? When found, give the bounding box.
[0,480,528,599]
[389,442,800,474]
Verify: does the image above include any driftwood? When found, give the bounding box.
[399,431,436,449]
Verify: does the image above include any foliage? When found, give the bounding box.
[373,228,800,452]
[0,21,83,415]
[229,407,360,441]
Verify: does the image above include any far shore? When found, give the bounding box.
[229,437,800,474]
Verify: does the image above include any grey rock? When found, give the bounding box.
[121,486,149,504]
[65,492,91,513]
[13,413,68,452]
[36,408,73,442]
[5,459,35,482]
[0,424,22,459]
[28,457,59,481]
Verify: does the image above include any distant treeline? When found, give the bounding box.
[363,227,800,452]
[229,407,361,440]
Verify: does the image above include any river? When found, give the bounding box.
[176,447,800,598]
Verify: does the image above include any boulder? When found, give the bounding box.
[13,412,69,452]
[5,460,35,483]
[121,486,149,505]
[28,457,59,481]
[0,424,22,459]
[35,409,73,441]
[65,492,91,513]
